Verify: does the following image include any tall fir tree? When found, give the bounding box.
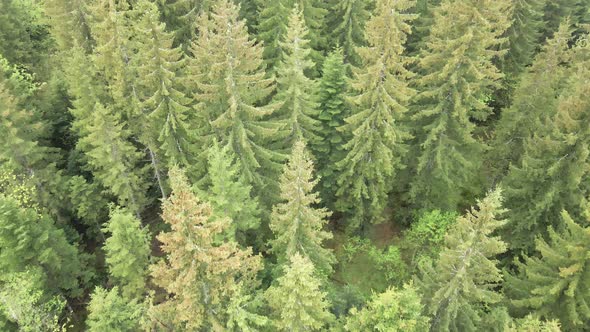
[505,210,590,330]
[269,141,335,276]
[150,167,262,330]
[316,48,350,207]
[491,22,573,180]
[543,0,587,39]
[265,253,335,331]
[43,0,94,52]
[256,0,292,73]
[325,0,372,66]
[335,0,415,229]
[502,57,590,252]
[133,0,195,168]
[203,140,261,242]
[406,0,441,54]
[501,0,547,79]
[189,0,283,201]
[416,189,508,332]
[157,0,214,50]
[409,0,512,211]
[272,6,323,150]
[103,207,151,300]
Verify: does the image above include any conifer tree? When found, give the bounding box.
[226,287,269,331]
[502,60,590,252]
[295,0,328,75]
[270,141,335,275]
[256,0,292,73]
[316,49,350,206]
[103,207,151,300]
[273,6,323,150]
[265,254,335,331]
[150,167,262,330]
[325,0,372,66]
[501,0,546,78]
[344,283,429,331]
[0,196,82,296]
[407,0,441,54]
[491,22,573,179]
[157,0,214,50]
[43,0,94,52]
[189,0,283,198]
[505,210,590,330]
[79,102,148,215]
[335,0,415,228]
[416,189,508,332]
[133,0,195,168]
[409,0,512,211]
[86,287,143,332]
[543,0,586,39]
[204,140,261,241]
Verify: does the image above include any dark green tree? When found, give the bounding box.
[316,48,350,207]
[256,0,292,73]
[325,0,372,66]
[335,0,415,228]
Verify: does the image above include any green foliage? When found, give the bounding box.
[335,0,415,228]
[0,196,82,297]
[257,0,292,73]
[491,21,573,178]
[410,0,512,211]
[86,287,143,332]
[265,253,335,331]
[203,140,261,241]
[103,207,151,300]
[367,245,408,286]
[316,49,350,207]
[416,189,508,332]
[273,6,323,150]
[505,210,590,330]
[270,141,335,276]
[501,55,590,252]
[189,0,283,198]
[0,271,67,332]
[344,282,429,331]
[43,0,93,52]
[325,0,372,66]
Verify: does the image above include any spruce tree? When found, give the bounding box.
[86,287,143,332]
[204,140,261,241]
[502,59,590,252]
[335,0,415,228]
[409,0,512,211]
[316,48,350,207]
[295,0,328,75]
[416,189,508,332]
[256,0,292,73]
[344,283,429,331]
[79,102,149,215]
[505,210,590,330]
[265,254,335,331]
[269,141,335,276]
[491,22,573,179]
[103,207,151,300]
[501,0,546,78]
[188,0,283,199]
[133,0,195,168]
[325,0,372,66]
[150,167,262,330]
[43,0,94,52]
[157,0,214,50]
[407,0,441,54]
[273,6,323,150]
[543,0,586,39]
[0,196,82,296]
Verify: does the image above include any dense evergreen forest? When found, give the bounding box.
[1,0,590,330]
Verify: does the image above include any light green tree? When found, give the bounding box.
[86,287,143,332]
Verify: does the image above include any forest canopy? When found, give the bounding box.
[1,0,590,331]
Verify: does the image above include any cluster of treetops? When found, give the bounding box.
[1,0,590,330]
